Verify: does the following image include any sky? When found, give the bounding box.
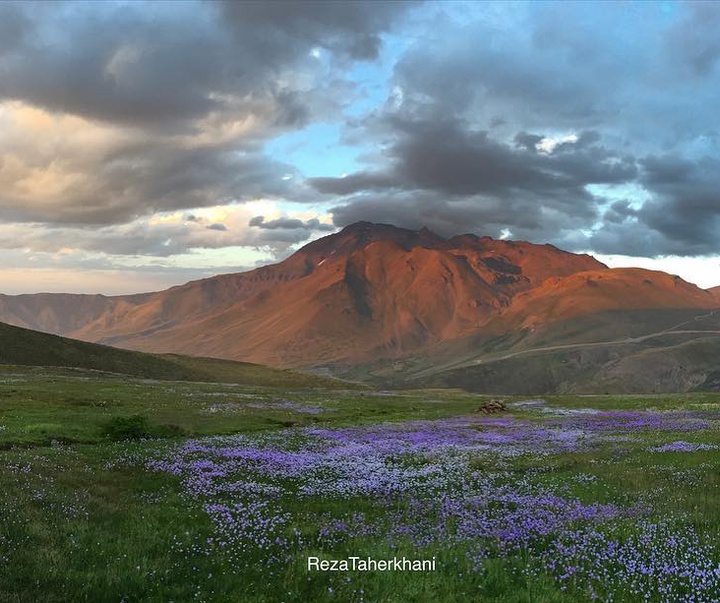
[1,0,720,294]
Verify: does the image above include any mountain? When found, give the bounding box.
[1,221,719,392]
[0,320,354,389]
[0,222,606,364]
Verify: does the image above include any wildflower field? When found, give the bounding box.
[2,366,720,602]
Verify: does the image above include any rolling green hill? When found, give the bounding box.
[0,321,356,389]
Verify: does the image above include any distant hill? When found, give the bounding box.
[344,307,720,394]
[1,221,718,393]
[411,315,720,395]
[411,332,720,395]
[0,321,355,389]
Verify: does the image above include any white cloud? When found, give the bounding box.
[536,133,578,154]
[595,254,720,289]
[0,199,337,293]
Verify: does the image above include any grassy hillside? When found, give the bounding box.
[341,308,720,394]
[507,308,720,351]
[413,335,720,395]
[0,321,356,389]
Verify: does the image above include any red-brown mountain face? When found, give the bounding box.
[0,222,717,371]
[500,268,718,331]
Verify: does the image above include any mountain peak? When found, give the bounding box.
[342,221,442,239]
[299,221,446,259]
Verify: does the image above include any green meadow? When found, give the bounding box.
[1,365,720,602]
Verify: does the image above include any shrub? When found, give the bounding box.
[102,414,150,441]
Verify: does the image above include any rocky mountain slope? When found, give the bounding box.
[1,221,719,392]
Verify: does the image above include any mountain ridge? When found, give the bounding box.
[0,320,354,388]
[1,222,718,392]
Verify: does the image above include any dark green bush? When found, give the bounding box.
[101,415,188,440]
[102,414,150,441]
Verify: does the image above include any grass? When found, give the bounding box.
[0,366,478,447]
[2,367,720,601]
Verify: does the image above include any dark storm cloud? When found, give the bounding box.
[327,116,720,255]
[0,3,232,125]
[603,200,636,225]
[330,186,593,244]
[637,156,720,251]
[317,119,636,242]
[553,131,602,153]
[322,2,720,258]
[391,121,636,196]
[0,4,29,56]
[0,1,415,126]
[667,2,720,77]
[513,132,545,152]
[330,193,518,238]
[249,216,335,232]
[389,4,647,132]
[314,121,635,198]
[220,1,418,62]
[640,155,695,186]
[310,172,397,195]
[586,153,720,257]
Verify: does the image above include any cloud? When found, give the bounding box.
[309,172,397,195]
[220,1,418,62]
[0,101,316,225]
[318,2,720,258]
[0,3,29,57]
[636,155,720,253]
[325,113,720,256]
[0,1,418,229]
[0,1,416,126]
[0,203,335,261]
[2,0,720,295]
[249,215,335,232]
[1,3,233,125]
[666,2,720,77]
[317,117,637,243]
[577,151,720,257]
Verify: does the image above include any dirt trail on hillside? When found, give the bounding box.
[412,310,720,378]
